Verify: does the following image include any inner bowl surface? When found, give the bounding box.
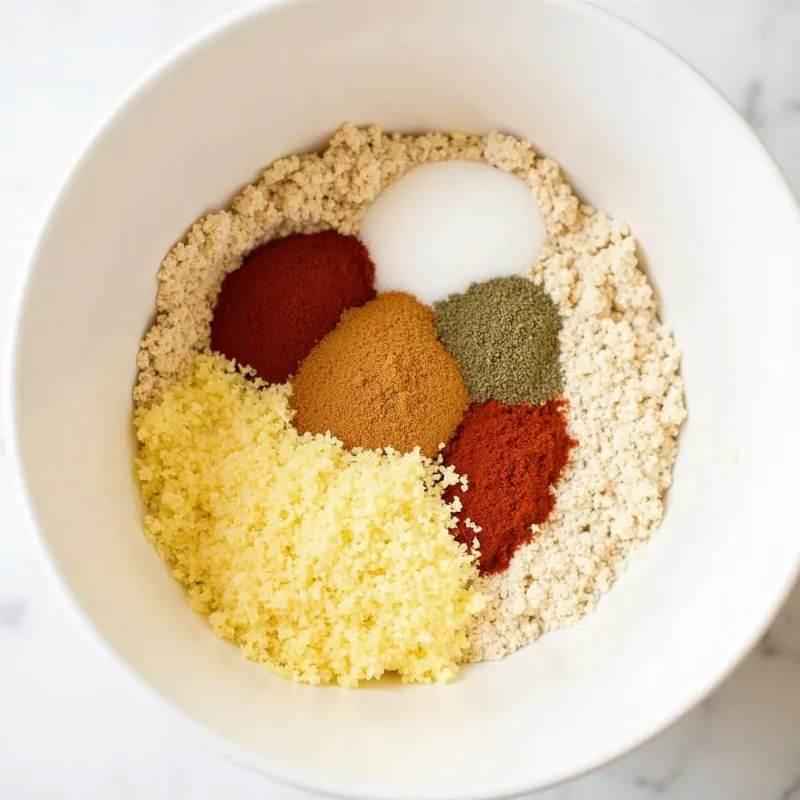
[8,0,800,798]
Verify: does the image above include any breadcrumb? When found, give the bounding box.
[463,134,687,661]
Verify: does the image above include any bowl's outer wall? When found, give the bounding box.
[9,0,800,797]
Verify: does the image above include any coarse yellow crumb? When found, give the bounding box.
[134,353,484,687]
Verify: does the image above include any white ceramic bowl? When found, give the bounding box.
[7,1,800,797]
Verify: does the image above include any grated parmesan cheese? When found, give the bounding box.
[134,353,484,687]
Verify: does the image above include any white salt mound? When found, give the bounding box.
[360,160,546,306]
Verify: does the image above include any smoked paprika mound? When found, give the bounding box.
[442,399,576,574]
[210,231,376,383]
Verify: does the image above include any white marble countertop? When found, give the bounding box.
[3,1,800,798]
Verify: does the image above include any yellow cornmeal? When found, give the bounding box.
[134,353,484,687]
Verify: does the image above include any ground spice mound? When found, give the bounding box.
[291,292,469,458]
[209,231,375,383]
[443,400,575,575]
[134,352,484,688]
[434,276,563,406]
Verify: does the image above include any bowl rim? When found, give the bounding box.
[6,0,800,798]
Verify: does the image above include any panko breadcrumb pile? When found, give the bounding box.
[133,124,686,681]
[463,134,686,660]
[134,353,484,687]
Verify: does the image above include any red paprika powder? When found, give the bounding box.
[442,399,575,575]
[210,231,376,383]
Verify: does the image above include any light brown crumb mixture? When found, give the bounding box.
[465,134,686,661]
[135,124,686,664]
[134,125,485,408]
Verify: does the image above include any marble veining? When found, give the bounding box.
[0,599,28,628]
[2,1,800,798]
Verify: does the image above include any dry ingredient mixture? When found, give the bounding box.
[133,123,686,681]
[291,291,468,457]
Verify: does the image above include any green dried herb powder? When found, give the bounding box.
[434,276,563,406]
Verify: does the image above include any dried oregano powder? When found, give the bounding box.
[434,276,563,406]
